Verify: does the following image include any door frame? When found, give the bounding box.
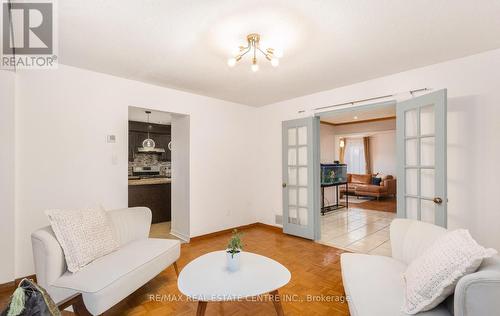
[313,100,397,240]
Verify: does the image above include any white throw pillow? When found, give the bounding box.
[46,209,119,273]
[402,229,496,314]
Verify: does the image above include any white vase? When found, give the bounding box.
[226,250,241,272]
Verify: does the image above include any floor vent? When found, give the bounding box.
[275,214,283,225]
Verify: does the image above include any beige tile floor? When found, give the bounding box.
[149,221,182,241]
[319,207,396,256]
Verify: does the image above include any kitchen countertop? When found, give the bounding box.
[128,178,172,186]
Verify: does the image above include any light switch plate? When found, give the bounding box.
[106,135,116,143]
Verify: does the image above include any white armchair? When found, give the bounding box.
[32,207,180,315]
[341,219,500,316]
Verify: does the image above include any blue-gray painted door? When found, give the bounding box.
[282,117,320,239]
[396,89,447,227]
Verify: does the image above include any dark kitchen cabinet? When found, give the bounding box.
[128,183,171,223]
[128,121,171,162]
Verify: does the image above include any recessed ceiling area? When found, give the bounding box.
[321,103,396,125]
[59,1,500,106]
[129,106,172,125]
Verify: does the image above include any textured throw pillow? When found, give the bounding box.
[46,209,119,273]
[402,229,496,314]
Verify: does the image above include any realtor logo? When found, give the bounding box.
[1,0,57,69]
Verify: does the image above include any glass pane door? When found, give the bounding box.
[282,117,320,239]
[397,89,447,227]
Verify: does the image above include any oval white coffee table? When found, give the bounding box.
[178,251,291,315]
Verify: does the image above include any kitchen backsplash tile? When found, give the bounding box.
[129,153,171,177]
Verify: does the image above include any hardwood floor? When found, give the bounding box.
[355,196,397,213]
[0,225,350,316]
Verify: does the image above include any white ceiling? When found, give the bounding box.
[128,106,172,125]
[59,1,500,106]
[321,103,396,125]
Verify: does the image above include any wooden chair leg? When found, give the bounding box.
[73,296,93,316]
[270,290,284,316]
[196,301,207,316]
[57,293,92,316]
[173,261,179,277]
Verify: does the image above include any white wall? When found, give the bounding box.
[255,48,500,251]
[319,123,337,204]
[320,124,336,163]
[0,70,16,283]
[171,114,190,241]
[14,65,258,277]
[370,131,396,176]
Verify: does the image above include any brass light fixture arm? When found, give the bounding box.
[237,47,251,60]
[229,33,277,68]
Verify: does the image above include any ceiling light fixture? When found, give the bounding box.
[142,111,156,150]
[227,33,279,71]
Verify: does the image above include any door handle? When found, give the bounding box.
[433,197,443,205]
[282,183,287,188]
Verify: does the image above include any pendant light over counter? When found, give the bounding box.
[138,110,165,153]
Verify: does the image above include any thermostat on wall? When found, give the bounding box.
[106,135,117,143]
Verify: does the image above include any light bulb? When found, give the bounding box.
[142,138,155,149]
[271,58,279,67]
[251,64,259,72]
[354,116,358,120]
[227,58,236,67]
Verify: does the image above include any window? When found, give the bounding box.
[344,137,366,174]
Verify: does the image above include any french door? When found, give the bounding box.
[282,117,320,239]
[396,89,447,227]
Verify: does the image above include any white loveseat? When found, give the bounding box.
[31,207,180,315]
[341,219,500,316]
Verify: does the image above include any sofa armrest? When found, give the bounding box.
[31,227,67,289]
[382,178,396,195]
[454,256,500,316]
[107,207,152,246]
[390,219,446,264]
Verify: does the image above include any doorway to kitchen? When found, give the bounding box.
[128,106,190,242]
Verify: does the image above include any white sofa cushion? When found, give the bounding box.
[52,238,180,292]
[341,253,450,316]
[402,229,497,314]
[46,209,119,272]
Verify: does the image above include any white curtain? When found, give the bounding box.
[344,137,366,174]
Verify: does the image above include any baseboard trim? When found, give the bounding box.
[169,229,190,242]
[191,222,283,242]
[253,222,283,232]
[0,280,14,292]
[0,274,37,293]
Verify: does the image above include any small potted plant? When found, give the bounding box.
[226,229,243,272]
